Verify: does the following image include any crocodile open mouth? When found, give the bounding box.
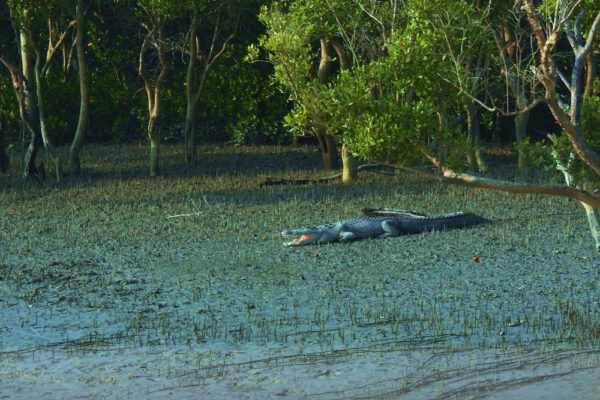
[283,234,313,247]
[293,234,312,243]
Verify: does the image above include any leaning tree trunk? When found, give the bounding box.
[581,203,600,252]
[552,148,600,251]
[69,0,89,174]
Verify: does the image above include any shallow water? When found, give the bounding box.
[1,344,600,399]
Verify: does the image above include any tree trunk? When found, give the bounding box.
[23,139,39,178]
[582,203,600,252]
[184,99,198,163]
[146,90,162,178]
[465,102,487,173]
[317,39,331,84]
[331,37,357,182]
[33,45,61,181]
[552,147,600,251]
[19,31,41,179]
[341,144,357,183]
[330,37,348,70]
[316,129,338,170]
[514,111,529,170]
[184,7,199,163]
[69,0,89,174]
[149,118,160,177]
[314,39,339,171]
[139,13,169,177]
[183,7,235,163]
[492,27,531,171]
[585,51,597,97]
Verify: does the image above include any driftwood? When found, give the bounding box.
[259,164,396,187]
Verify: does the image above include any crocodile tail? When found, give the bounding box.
[430,213,490,230]
[397,213,490,233]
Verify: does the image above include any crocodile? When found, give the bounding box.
[282,212,490,246]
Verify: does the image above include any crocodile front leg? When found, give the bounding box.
[339,230,358,241]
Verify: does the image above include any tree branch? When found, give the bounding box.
[374,154,600,209]
[583,11,600,55]
[41,19,77,76]
[551,56,572,89]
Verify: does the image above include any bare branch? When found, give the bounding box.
[551,56,572,89]
[438,73,547,116]
[356,1,386,42]
[191,13,237,105]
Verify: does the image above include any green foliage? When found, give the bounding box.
[192,59,287,144]
[261,0,494,169]
[260,0,378,144]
